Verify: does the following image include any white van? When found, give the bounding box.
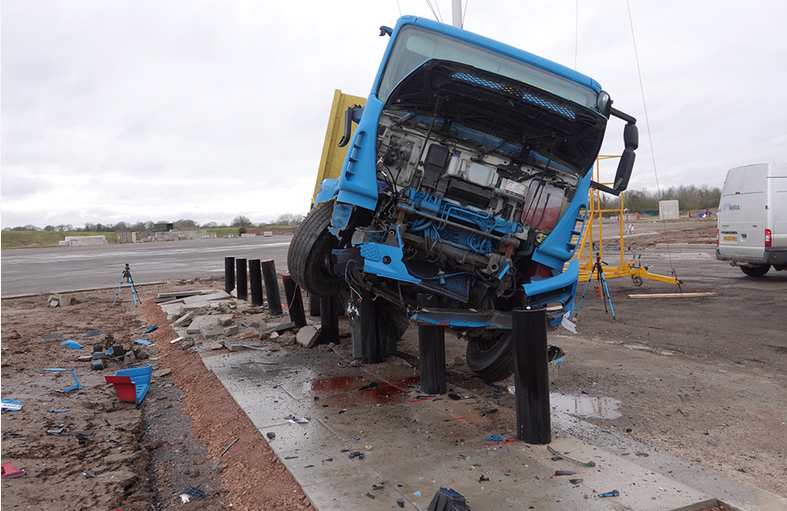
[716,162,787,276]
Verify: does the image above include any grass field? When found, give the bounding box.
[1,231,117,250]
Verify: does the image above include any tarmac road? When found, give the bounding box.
[3,230,785,299]
[0,235,293,298]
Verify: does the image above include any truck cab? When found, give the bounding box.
[289,16,638,380]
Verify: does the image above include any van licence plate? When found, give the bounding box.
[723,235,737,242]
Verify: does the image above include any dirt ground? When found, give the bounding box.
[2,219,785,509]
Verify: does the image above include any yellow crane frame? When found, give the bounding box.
[573,155,680,286]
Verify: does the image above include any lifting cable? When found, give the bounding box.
[625,0,679,283]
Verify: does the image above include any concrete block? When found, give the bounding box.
[296,325,321,349]
[186,315,219,335]
[217,316,234,327]
[200,323,224,339]
[224,325,239,336]
[91,360,104,370]
[59,294,75,306]
[172,312,194,328]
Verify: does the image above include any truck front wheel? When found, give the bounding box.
[288,199,345,297]
[741,265,770,277]
[466,331,514,381]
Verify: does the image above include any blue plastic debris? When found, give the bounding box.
[486,435,506,442]
[134,339,152,345]
[143,325,158,334]
[60,369,83,393]
[599,490,620,498]
[43,368,67,372]
[82,332,101,338]
[1,399,24,411]
[61,340,84,349]
[105,365,152,404]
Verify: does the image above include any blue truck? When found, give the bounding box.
[288,16,638,380]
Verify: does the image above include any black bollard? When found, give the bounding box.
[225,257,235,293]
[236,258,248,301]
[360,288,381,364]
[281,273,306,328]
[320,295,339,345]
[261,260,282,315]
[249,259,263,306]
[513,307,551,444]
[418,293,446,395]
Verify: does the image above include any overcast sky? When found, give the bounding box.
[2,0,786,229]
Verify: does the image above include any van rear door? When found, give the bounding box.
[773,176,787,248]
[718,165,767,262]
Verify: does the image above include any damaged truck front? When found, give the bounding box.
[289,16,638,380]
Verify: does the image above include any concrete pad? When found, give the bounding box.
[200,345,785,511]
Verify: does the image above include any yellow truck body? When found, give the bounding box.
[312,89,366,204]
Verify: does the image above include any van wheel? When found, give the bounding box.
[741,265,770,277]
[466,331,514,381]
[288,199,344,297]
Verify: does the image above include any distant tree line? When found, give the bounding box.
[2,213,306,232]
[600,184,721,213]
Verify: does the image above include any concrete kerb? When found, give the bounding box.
[0,279,224,301]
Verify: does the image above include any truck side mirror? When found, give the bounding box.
[591,108,638,196]
[338,105,364,148]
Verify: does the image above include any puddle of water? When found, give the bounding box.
[550,393,621,419]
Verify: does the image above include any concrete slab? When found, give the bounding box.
[200,344,785,511]
[186,314,233,335]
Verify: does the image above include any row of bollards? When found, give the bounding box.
[224,256,305,328]
[225,256,550,445]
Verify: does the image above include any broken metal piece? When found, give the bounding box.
[546,446,596,467]
[220,437,239,456]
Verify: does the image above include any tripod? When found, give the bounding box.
[576,254,615,319]
[112,263,141,308]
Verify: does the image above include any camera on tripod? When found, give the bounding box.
[113,263,140,308]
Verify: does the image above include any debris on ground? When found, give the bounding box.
[1,462,26,479]
[547,446,596,467]
[427,487,470,511]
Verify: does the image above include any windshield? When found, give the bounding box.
[377,25,598,108]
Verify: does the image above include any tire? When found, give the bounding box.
[287,199,345,297]
[466,330,514,381]
[741,265,770,277]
